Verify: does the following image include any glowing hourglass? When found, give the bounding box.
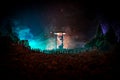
[54,32,66,49]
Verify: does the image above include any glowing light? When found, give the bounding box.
[54,32,66,49]
[15,27,56,50]
[29,40,46,50]
[101,24,108,35]
[54,32,66,36]
[17,28,33,40]
[15,27,82,50]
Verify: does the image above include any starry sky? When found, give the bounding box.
[0,0,120,49]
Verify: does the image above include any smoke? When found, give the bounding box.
[14,26,85,50]
[14,26,56,50]
[15,27,33,40]
[9,17,86,50]
[63,26,85,49]
[64,35,85,49]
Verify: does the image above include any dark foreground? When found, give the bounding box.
[0,44,119,80]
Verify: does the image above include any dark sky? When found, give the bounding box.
[0,0,120,41]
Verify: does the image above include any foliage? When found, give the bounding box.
[85,24,118,51]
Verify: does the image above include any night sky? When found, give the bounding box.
[0,0,120,49]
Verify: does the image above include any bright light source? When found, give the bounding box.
[54,32,66,36]
[54,32,66,49]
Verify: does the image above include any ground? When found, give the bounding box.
[0,43,119,80]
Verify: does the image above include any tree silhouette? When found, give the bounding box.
[4,20,19,43]
[85,23,112,51]
[95,24,104,38]
[105,26,117,44]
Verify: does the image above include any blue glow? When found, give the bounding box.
[29,39,46,50]
[101,24,108,35]
[116,28,120,42]
[16,27,33,40]
[15,27,56,50]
